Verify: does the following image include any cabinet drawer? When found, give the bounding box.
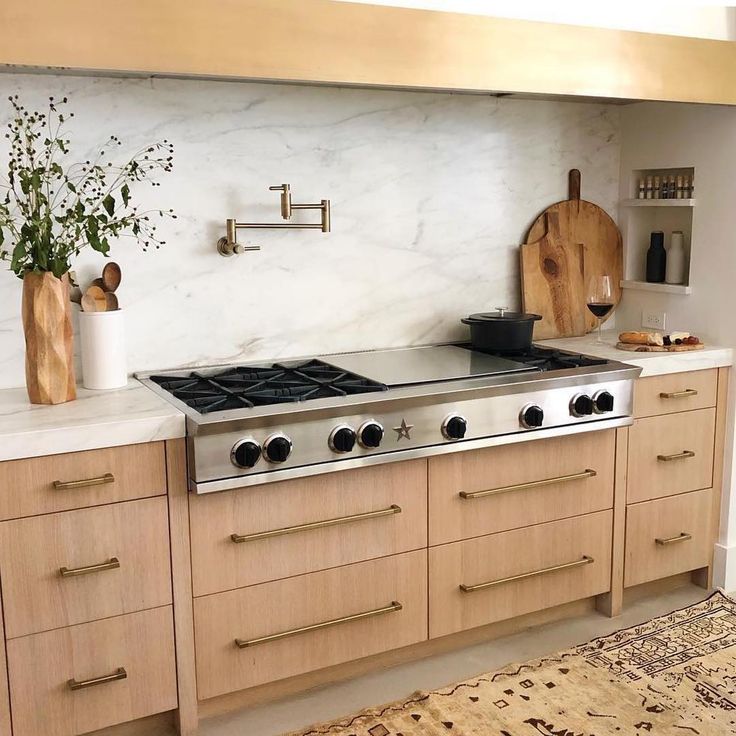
[193,550,427,698]
[429,511,612,638]
[0,497,172,638]
[429,431,614,545]
[633,369,717,418]
[190,460,427,595]
[627,409,715,504]
[625,489,712,588]
[7,606,177,736]
[0,442,166,520]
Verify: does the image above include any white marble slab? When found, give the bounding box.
[0,381,184,462]
[539,331,733,377]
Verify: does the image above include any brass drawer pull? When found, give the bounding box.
[657,450,695,462]
[459,469,597,500]
[459,555,594,593]
[235,600,403,648]
[53,473,115,490]
[659,389,698,399]
[230,504,402,543]
[60,557,121,578]
[656,532,692,546]
[68,667,127,691]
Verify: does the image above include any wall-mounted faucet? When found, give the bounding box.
[217,184,331,256]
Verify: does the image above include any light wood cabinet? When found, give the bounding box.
[0,497,172,638]
[7,606,177,736]
[189,460,427,595]
[429,430,614,545]
[633,369,717,418]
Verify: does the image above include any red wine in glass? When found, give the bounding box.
[587,275,613,343]
[586,302,614,319]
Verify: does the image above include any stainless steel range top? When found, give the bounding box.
[138,343,641,494]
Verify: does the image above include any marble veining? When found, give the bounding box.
[0,73,620,389]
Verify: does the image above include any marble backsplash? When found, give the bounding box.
[0,74,620,389]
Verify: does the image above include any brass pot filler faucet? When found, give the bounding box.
[217,184,331,256]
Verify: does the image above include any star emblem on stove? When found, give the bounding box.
[393,418,414,441]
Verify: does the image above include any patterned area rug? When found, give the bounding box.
[286,591,736,735]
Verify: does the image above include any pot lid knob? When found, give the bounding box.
[495,306,508,316]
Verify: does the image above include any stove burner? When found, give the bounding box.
[149,359,388,414]
[463,345,608,372]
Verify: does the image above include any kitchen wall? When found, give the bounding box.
[0,73,620,388]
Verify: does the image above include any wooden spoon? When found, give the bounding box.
[104,292,119,311]
[81,285,107,312]
[102,262,122,293]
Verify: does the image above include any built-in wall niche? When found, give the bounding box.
[619,167,696,295]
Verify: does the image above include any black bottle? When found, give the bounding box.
[646,231,666,283]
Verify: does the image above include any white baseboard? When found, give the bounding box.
[713,542,736,594]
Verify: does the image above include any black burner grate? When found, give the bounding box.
[149,359,388,414]
[466,345,608,371]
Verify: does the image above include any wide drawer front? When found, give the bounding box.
[429,431,614,544]
[0,441,166,520]
[627,409,715,504]
[429,511,612,638]
[193,549,428,698]
[0,497,172,638]
[190,460,427,595]
[633,369,717,419]
[625,489,712,588]
[7,606,177,736]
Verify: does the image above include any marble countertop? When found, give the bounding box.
[0,381,185,463]
[538,331,733,377]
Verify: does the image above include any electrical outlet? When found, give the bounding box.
[642,310,667,331]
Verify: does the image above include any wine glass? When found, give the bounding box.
[586,275,613,344]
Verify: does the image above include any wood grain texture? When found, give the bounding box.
[7,606,177,736]
[164,439,198,736]
[193,550,428,699]
[21,271,75,405]
[0,587,11,736]
[0,497,172,638]
[633,369,718,418]
[520,210,586,339]
[428,511,612,638]
[190,460,427,596]
[3,1,736,104]
[526,170,622,335]
[624,489,713,588]
[0,441,166,520]
[428,430,614,545]
[627,408,715,504]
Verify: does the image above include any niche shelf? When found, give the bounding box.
[621,198,696,208]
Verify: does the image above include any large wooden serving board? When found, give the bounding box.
[616,342,705,353]
[523,169,623,337]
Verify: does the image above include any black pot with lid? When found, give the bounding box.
[462,307,542,353]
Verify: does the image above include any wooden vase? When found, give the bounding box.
[21,272,76,405]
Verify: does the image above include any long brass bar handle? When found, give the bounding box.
[53,473,115,490]
[459,470,597,500]
[657,450,696,462]
[660,389,698,399]
[235,601,403,649]
[230,504,402,543]
[68,667,127,691]
[656,532,692,546]
[60,557,120,578]
[459,556,594,593]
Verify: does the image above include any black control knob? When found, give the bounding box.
[520,404,544,429]
[570,394,594,418]
[263,434,292,463]
[358,421,384,449]
[594,390,615,414]
[231,439,261,469]
[329,425,357,453]
[442,414,468,440]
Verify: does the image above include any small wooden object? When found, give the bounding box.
[102,262,122,293]
[81,285,108,312]
[616,342,704,352]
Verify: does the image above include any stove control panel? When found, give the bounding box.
[593,390,615,414]
[329,424,357,453]
[263,433,293,463]
[442,413,468,440]
[358,420,384,449]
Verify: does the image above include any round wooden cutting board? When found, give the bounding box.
[524,169,623,336]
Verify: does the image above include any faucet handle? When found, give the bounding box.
[269,184,292,220]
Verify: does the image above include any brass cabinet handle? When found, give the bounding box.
[235,601,403,648]
[657,450,695,462]
[659,389,698,399]
[60,557,120,578]
[656,532,692,546]
[459,555,594,593]
[68,667,127,691]
[53,473,115,490]
[459,469,597,500]
[230,504,402,543]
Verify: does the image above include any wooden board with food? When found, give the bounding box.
[616,331,703,352]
